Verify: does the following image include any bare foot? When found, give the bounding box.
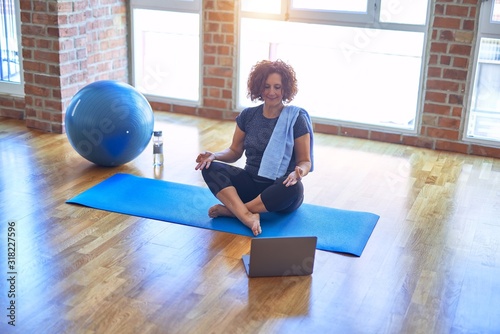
[208,205,262,236]
[241,212,262,236]
[208,204,235,218]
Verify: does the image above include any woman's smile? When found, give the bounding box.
[263,73,283,107]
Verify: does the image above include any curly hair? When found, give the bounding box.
[246,59,298,104]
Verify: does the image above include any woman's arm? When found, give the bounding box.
[283,133,311,186]
[195,124,245,170]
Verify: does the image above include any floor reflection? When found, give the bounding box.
[246,275,312,318]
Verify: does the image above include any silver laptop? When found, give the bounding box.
[242,236,317,277]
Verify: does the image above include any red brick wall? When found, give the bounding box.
[424,1,500,158]
[0,96,25,119]
[16,0,128,133]
[417,2,477,154]
[201,0,236,119]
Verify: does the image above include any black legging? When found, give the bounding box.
[202,162,304,213]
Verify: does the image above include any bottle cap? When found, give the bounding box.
[153,130,162,136]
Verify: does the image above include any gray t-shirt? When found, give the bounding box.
[236,104,311,180]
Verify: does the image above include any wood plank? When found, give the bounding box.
[1,112,500,333]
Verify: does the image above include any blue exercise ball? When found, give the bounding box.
[65,80,154,167]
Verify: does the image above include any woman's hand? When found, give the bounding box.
[195,151,216,170]
[283,166,304,187]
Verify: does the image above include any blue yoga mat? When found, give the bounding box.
[67,173,379,256]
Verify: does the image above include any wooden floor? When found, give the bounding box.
[1,112,500,334]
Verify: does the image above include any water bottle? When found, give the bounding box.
[153,130,164,167]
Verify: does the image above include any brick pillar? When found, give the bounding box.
[417,0,479,153]
[201,0,237,119]
[20,0,128,134]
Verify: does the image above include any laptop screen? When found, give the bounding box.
[242,236,317,277]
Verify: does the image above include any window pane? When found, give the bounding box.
[132,9,199,101]
[0,0,21,83]
[239,18,425,130]
[241,0,281,14]
[467,38,500,141]
[493,0,500,23]
[292,0,367,13]
[380,0,428,25]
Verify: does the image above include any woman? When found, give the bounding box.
[195,59,313,236]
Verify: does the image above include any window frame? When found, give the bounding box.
[129,0,202,106]
[464,0,500,146]
[241,0,429,33]
[478,0,500,35]
[289,0,377,26]
[130,0,200,13]
[238,0,431,134]
[0,0,23,96]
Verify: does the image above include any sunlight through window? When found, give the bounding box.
[131,4,200,102]
[239,18,425,130]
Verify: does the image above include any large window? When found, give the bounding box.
[466,0,500,144]
[0,0,23,95]
[130,1,201,104]
[239,0,429,132]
